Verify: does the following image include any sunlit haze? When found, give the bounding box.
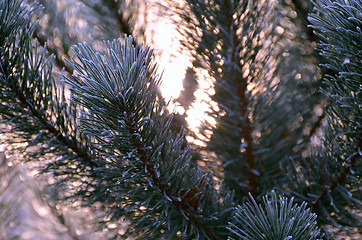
[152,20,189,100]
[150,12,213,133]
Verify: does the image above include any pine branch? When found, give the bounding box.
[2,64,97,168]
[228,191,322,240]
[122,102,220,239]
[1,0,107,235]
[309,0,362,196]
[170,0,289,200]
[1,36,98,170]
[222,0,258,197]
[311,135,361,210]
[64,36,231,239]
[279,0,362,235]
[0,0,104,169]
[120,106,221,239]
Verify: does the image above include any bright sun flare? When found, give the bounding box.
[149,6,216,134]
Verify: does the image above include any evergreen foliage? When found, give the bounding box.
[0,0,109,237]
[292,0,361,233]
[0,0,361,239]
[62,37,232,239]
[228,191,321,240]
[169,0,324,202]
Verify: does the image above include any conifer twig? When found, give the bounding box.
[63,37,228,239]
[3,68,98,168]
[123,107,220,239]
[311,135,361,209]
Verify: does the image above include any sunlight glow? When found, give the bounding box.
[148,1,216,134]
[152,18,191,101]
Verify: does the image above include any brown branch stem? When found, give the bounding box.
[311,134,361,210]
[3,64,99,168]
[224,0,258,197]
[123,110,220,239]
